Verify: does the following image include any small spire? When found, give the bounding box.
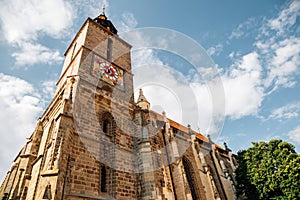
[137,88,150,110]
[137,88,148,103]
[187,124,192,135]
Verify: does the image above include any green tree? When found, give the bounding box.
[235,139,300,200]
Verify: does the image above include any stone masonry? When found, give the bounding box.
[0,13,237,200]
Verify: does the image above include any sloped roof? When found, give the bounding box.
[150,110,225,151]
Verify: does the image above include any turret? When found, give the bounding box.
[136,88,150,110]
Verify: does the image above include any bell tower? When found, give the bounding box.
[0,9,137,200]
[57,7,132,94]
[52,8,137,199]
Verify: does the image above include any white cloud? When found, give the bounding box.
[229,18,256,39]
[12,42,63,66]
[116,12,138,33]
[42,80,56,99]
[287,125,300,144]
[190,82,220,135]
[207,44,223,56]
[102,0,109,8]
[221,52,264,119]
[269,102,300,120]
[223,1,300,121]
[226,1,300,98]
[0,0,74,66]
[222,74,263,119]
[254,1,300,91]
[261,37,300,90]
[267,1,300,36]
[239,52,262,72]
[0,0,73,43]
[0,0,139,66]
[272,37,300,66]
[66,0,105,18]
[0,73,43,181]
[228,51,242,60]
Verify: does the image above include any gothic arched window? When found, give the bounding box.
[183,157,201,200]
[103,119,111,134]
[101,112,116,140]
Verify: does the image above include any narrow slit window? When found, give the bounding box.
[107,38,113,61]
[71,43,77,60]
[101,165,107,192]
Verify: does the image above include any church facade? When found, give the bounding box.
[0,12,237,200]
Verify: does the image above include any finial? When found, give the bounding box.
[102,4,106,15]
[207,134,213,144]
[139,88,143,95]
[224,142,232,152]
[224,142,228,149]
[162,111,167,122]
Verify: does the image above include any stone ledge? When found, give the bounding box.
[41,169,59,177]
[20,153,37,159]
[67,193,112,200]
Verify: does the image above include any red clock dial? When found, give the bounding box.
[100,62,119,81]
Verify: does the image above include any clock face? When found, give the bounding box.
[92,54,124,87]
[100,62,119,81]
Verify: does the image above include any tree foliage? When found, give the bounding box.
[235,139,300,200]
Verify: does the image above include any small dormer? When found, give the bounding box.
[137,88,150,110]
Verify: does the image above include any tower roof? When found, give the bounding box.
[93,5,118,34]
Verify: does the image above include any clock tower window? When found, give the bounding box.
[100,165,107,192]
[107,38,113,61]
[101,112,116,140]
[103,119,111,134]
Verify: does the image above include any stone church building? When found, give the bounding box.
[0,11,237,200]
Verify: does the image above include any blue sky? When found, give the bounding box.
[0,0,299,180]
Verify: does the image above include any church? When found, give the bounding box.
[0,10,237,200]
